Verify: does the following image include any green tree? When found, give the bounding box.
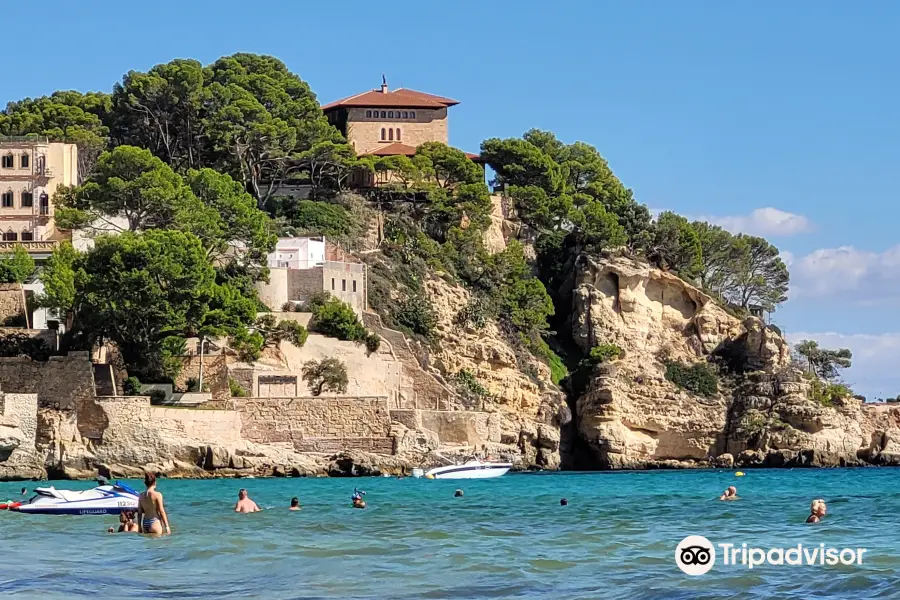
[480,137,564,193]
[37,242,78,329]
[691,221,737,292]
[311,297,367,341]
[300,141,359,195]
[0,90,111,179]
[723,234,789,311]
[253,313,309,348]
[647,212,702,280]
[42,230,234,377]
[0,246,35,283]
[55,145,194,232]
[302,357,349,396]
[415,142,483,189]
[574,200,628,251]
[275,199,357,238]
[795,340,852,382]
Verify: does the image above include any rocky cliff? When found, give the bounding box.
[568,252,900,469]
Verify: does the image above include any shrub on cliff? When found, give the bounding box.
[455,369,488,400]
[310,297,367,342]
[589,343,623,364]
[254,314,309,348]
[364,332,381,355]
[302,357,349,396]
[394,293,438,339]
[664,360,718,397]
[229,377,248,397]
[123,376,142,395]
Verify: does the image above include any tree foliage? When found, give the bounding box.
[795,340,852,382]
[302,357,349,396]
[0,246,36,284]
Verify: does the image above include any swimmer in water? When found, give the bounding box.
[234,489,261,513]
[560,498,568,506]
[719,486,738,501]
[289,497,301,511]
[806,499,827,523]
[454,489,464,497]
[20,487,27,496]
[118,510,140,533]
[137,472,171,535]
[351,488,366,509]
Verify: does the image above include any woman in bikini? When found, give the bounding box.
[136,472,171,535]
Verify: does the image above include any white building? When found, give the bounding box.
[266,236,326,269]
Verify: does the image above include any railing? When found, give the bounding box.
[0,135,49,144]
[0,240,58,253]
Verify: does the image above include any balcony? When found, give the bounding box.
[0,240,59,256]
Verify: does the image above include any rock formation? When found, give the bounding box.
[568,252,900,469]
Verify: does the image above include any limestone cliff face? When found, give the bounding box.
[569,253,879,469]
[424,277,565,469]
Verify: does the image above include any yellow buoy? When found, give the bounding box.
[735,471,745,477]
[425,474,435,480]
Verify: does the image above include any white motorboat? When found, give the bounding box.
[425,459,512,480]
[11,480,140,515]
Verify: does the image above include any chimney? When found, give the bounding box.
[381,74,388,94]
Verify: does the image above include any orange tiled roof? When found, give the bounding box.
[322,87,460,111]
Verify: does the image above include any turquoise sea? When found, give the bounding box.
[1,469,899,599]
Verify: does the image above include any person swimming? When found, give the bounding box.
[351,488,366,509]
[560,498,568,506]
[806,499,827,523]
[234,489,261,513]
[454,489,464,498]
[118,510,140,533]
[137,472,171,535]
[20,487,27,496]
[719,486,738,501]
[289,497,301,511]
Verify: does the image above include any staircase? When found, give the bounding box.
[92,364,117,397]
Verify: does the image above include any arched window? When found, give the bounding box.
[20,153,29,169]
[380,111,386,118]
[21,191,33,207]
[1,190,13,208]
[21,230,33,241]
[396,128,401,141]
[402,111,408,118]
[388,111,394,118]
[366,110,372,118]
[1,154,12,169]
[3,229,16,241]
[388,128,394,141]
[381,128,386,141]
[410,111,416,119]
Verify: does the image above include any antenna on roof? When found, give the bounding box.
[381,74,388,93]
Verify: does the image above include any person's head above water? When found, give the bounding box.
[20,487,26,495]
[290,497,300,508]
[560,498,568,506]
[238,489,248,500]
[454,489,464,497]
[144,471,157,489]
[811,498,826,517]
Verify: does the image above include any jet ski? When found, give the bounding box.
[11,478,139,515]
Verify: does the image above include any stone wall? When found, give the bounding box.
[390,408,502,448]
[175,354,229,401]
[0,352,94,409]
[346,106,449,154]
[289,267,324,305]
[234,396,393,453]
[0,284,26,326]
[0,390,38,461]
[255,268,289,311]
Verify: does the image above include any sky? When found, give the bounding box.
[2,1,899,397]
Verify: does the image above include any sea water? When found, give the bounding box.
[2,469,899,599]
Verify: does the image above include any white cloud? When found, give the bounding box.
[702,207,814,237]
[787,331,900,398]
[790,244,900,301]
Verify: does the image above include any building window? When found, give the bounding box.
[331,278,335,290]
[366,110,372,118]
[21,230,33,241]
[389,111,394,118]
[21,191,33,207]
[20,153,29,169]
[402,111,408,118]
[3,230,17,241]
[1,191,12,208]
[352,280,357,292]
[396,128,401,141]
[410,111,416,118]
[342,279,346,291]
[380,111,386,118]
[388,128,394,141]
[1,154,12,169]
[381,128,387,141]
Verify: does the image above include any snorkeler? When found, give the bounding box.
[137,472,171,535]
[719,486,738,501]
[806,499,827,523]
[351,488,366,509]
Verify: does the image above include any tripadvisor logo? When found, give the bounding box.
[675,536,868,575]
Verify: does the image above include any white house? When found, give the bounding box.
[266,236,326,269]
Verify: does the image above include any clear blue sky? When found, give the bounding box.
[3,1,899,396]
